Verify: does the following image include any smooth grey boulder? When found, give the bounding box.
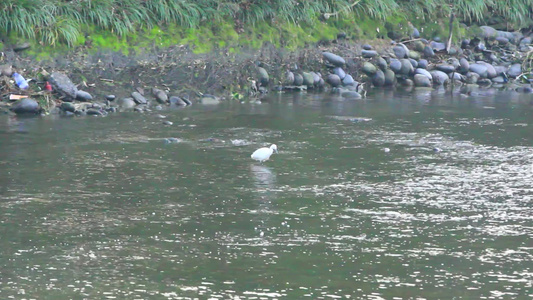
[200,95,220,105]
[408,51,421,60]
[302,72,315,86]
[430,70,449,85]
[311,72,321,85]
[169,96,187,106]
[283,70,295,85]
[414,74,432,87]
[118,97,137,109]
[342,74,355,86]
[414,40,425,52]
[60,102,76,113]
[508,64,521,78]
[323,52,345,66]
[49,72,78,101]
[362,62,378,75]
[257,67,269,86]
[478,62,497,78]
[393,45,408,58]
[384,69,396,86]
[459,58,470,73]
[131,92,148,104]
[76,90,93,101]
[492,76,506,84]
[86,108,104,116]
[430,41,446,51]
[423,45,435,58]
[494,65,507,75]
[465,72,480,84]
[415,68,433,80]
[326,74,342,87]
[409,58,418,69]
[153,88,168,104]
[469,63,488,78]
[333,67,346,80]
[341,91,362,99]
[449,72,464,82]
[372,70,385,87]
[412,27,420,38]
[10,98,40,114]
[399,59,414,75]
[479,26,498,39]
[362,50,378,58]
[293,73,304,86]
[417,59,428,69]
[389,59,402,74]
[436,64,456,74]
[496,36,509,45]
[376,57,387,71]
[390,59,402,73]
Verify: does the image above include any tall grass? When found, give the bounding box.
[0,0,531,47]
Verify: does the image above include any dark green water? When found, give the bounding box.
[1,88,532,299]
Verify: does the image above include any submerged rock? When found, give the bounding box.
[9,98,41,115]
[341,91,362,99]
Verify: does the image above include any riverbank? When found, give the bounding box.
[0,21,532,116]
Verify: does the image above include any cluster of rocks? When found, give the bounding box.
[345,25,531,92]
[3,71,193,116]
[321,52,366,99]
[116,88,192,111]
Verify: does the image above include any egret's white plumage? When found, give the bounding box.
[251,144,278,162]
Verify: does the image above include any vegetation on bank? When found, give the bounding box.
[0,0,532,52]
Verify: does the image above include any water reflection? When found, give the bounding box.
[250,164,276,189]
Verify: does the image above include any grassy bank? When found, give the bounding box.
[1,0,532,52]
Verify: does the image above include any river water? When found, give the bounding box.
[1,88,532,299]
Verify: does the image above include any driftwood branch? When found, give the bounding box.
[446,11,455,53]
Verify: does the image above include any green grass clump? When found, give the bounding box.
[0,0,531,49]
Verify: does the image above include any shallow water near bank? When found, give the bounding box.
[1,88,533,299]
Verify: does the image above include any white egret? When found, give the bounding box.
[251,144,278,163]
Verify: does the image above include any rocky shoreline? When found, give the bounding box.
[1,25,532,117]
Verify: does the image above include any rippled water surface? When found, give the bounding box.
[1,88,533,299]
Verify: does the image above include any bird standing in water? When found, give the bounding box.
[251,144,278,163]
